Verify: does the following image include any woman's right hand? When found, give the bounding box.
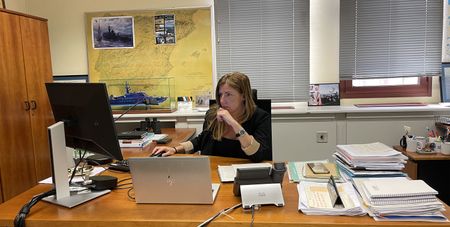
[151,146,176,157]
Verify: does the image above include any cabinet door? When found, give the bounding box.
[20,16,54,181]
[0,11,37,201]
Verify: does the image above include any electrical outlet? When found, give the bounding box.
[316,131,328,143]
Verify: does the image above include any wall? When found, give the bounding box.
[7,0,441,104]
[5,0,212,76]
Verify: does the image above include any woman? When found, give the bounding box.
[151,72,271,162]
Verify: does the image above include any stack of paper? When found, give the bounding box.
[352,177,448,222]
[287,160,344,183]
[334,142,407,178]
[297,181,366,216]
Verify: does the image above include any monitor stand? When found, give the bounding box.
[42,121,110,208]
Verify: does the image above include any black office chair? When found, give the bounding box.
[208,90,272,161]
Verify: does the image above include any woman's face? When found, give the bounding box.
[218,83,244,114]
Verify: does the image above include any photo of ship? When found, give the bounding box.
[92,16,135,49]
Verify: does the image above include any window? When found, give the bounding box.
[214,0,310,102]
[340,0,442,98]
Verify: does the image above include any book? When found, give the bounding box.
[119,133,154,148]
[117,131,149,139]
[362,179,438,199]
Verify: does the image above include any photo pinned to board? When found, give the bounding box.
[92,16,135,49]
[155,14,176,44]
[308,83,340,106]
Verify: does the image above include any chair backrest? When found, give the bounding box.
[208,98,272,161]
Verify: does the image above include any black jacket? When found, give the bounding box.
[190,107,272,162]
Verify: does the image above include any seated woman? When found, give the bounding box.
[152,72,271,162]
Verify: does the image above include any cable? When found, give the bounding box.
[68,149,87,185]
[14,189,56,227]
[250,205,255,227]
[197,203,241,227]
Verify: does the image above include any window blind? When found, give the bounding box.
[214,0,310,102]
[340,0,442,80]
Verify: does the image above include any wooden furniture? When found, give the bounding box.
[121,128,196,158]
[1,151,449,226]
[0,9,53,203]
[394,145,450,205]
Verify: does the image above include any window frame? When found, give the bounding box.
[339,77,432,99]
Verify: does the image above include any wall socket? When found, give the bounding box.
[316,131,328,143]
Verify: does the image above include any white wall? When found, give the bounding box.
[5,0,212,76]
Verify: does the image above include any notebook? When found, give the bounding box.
[128,156,220,204]
[362,179,438,199]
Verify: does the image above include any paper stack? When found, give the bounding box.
[297,181,366,216]
[352,177,448,222]
[333,142,408,179]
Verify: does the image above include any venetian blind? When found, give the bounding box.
[340,0,442,80]
[214,0,310,102]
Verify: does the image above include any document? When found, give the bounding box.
[297,181,366,216]
[217,163,272,182]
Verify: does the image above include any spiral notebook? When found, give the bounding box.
[362,179,437,199]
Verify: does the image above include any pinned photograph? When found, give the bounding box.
[308,83,340,106]
[155,14,176,44]
[92,16,135,49]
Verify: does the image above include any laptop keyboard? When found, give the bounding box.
[108,159,130,172]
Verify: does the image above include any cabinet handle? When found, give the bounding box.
[24,101,30,111]
[30,100,37,110]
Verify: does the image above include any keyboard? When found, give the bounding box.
[108,159,130,172]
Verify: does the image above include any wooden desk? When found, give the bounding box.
[394,145,450,205]
[1,155,450,226]
[121,128,196,158]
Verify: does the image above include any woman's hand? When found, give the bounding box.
[216,108,238,126]
[151,146,176,157]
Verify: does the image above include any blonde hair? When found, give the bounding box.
[206,72,256,140]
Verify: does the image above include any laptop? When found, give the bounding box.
[128,156,220,204]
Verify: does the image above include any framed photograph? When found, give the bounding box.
[308,83,340,106]
[155,15,176,44]
[53,75,88,83]
[92,16,135,49]
[441,63,450,103]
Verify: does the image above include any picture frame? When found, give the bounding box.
[92,16,135,49]
[440,63,450,103]
[308,83,340,106]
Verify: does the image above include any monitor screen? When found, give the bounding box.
[45,83,123,160]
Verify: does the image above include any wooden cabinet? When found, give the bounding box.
[0,9,54,202]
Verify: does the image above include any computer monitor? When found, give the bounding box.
[45,82,123,160]
[43,82,122,208]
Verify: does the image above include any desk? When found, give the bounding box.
[394,145,450,205]
[121,128,196,158]
[1,156,450,226]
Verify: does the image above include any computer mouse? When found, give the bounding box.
[150,152,163,157]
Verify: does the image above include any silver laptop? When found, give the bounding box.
[128,156,220,204]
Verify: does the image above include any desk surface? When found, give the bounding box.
[393,145,450,161]
[1,155,450,227]
[121,128,196,158]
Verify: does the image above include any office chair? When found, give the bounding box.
[208,90,272,161]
